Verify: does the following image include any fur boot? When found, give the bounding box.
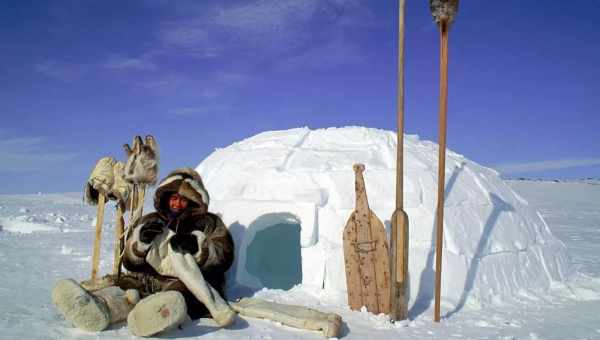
[127,291,188,337]
[52,279,139,332]
[146,239,236,327]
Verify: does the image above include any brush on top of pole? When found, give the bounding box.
[429,0,459,323]
[429,0,459,27]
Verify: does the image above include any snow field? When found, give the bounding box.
[1,127,599,339]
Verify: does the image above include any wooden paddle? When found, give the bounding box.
[390,0,410,321]
[343,164,391,314]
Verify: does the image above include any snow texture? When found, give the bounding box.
[1,127,598,339]
[197,127,572,310]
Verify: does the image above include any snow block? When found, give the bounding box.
[197,127,572,310]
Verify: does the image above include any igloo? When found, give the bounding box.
[196,126,571,311]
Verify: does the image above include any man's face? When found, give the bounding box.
[168,193,189,213]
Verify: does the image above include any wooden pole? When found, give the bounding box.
[91,194,106,280]
[116,184,137,282]
[137,185,146,219]
[434,20,449,323]
[112,203,125,276]
[116,183,146,282]
[390,0,409,321]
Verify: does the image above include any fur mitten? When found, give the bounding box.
[123,135,159,185]
[125,219,165,266]
[139,221,165,244]
[170,232,202,255]
[84,157,117,205]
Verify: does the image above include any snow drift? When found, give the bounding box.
[196,126,572,310]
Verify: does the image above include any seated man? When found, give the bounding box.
[53,168,235,336]
[122,167,235,320]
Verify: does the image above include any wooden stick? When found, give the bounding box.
[137,185,146,220]
[116,185,137,283]
[390,0,410,322]
[112,203,125,276]
[116,183,147,282]
[434,20,449,323]
[91,194,106,280]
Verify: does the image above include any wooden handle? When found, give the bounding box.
[91,194,106,280]
[112,203,125,276]
[352,163,365,174]
[434,20,450,323]
[352,164,369,213]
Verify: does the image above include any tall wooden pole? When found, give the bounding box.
[390,0,409,322]
[91,194,106,280]
[429,0,459,323]
[112,203,125,276]
[433,20,449,322]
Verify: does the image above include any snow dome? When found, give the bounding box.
[196,127,571,310]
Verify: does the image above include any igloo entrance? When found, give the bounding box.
[238,213,303,290]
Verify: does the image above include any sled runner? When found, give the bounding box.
[343,164,391,314]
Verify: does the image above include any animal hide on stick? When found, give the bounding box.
[123,135,159,186]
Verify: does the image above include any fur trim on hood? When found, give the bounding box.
[154,168,209,215]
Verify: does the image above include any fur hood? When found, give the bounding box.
[154,168,209,215]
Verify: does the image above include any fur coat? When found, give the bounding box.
[122,168,234,318]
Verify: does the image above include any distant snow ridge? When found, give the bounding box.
[197,126,572,310]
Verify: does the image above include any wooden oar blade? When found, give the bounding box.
[390,209,409,320]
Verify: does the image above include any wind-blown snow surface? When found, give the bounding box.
[197,127,571,311]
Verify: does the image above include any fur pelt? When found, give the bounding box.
[429,0,459,25]
[123,135,159,185]
[145,230,206,277]
[231,298,343,338]
[110,161,132,209]
[153,168,210,213]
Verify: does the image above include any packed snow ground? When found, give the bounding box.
[1,125,599,340]
[0,185,599,339]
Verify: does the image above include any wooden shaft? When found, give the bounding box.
[137,185,146,218]
[396,0,405,211]
[390,0,409,322]
[434,21,449,323]
[117,184,138,283]
[91,194,106,280]
[112,203,125,276]
[129,185,137,221]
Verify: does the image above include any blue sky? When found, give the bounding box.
[1,0,599,194]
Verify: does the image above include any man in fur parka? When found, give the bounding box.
[52,168,235,336]
[121,167,235,320]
